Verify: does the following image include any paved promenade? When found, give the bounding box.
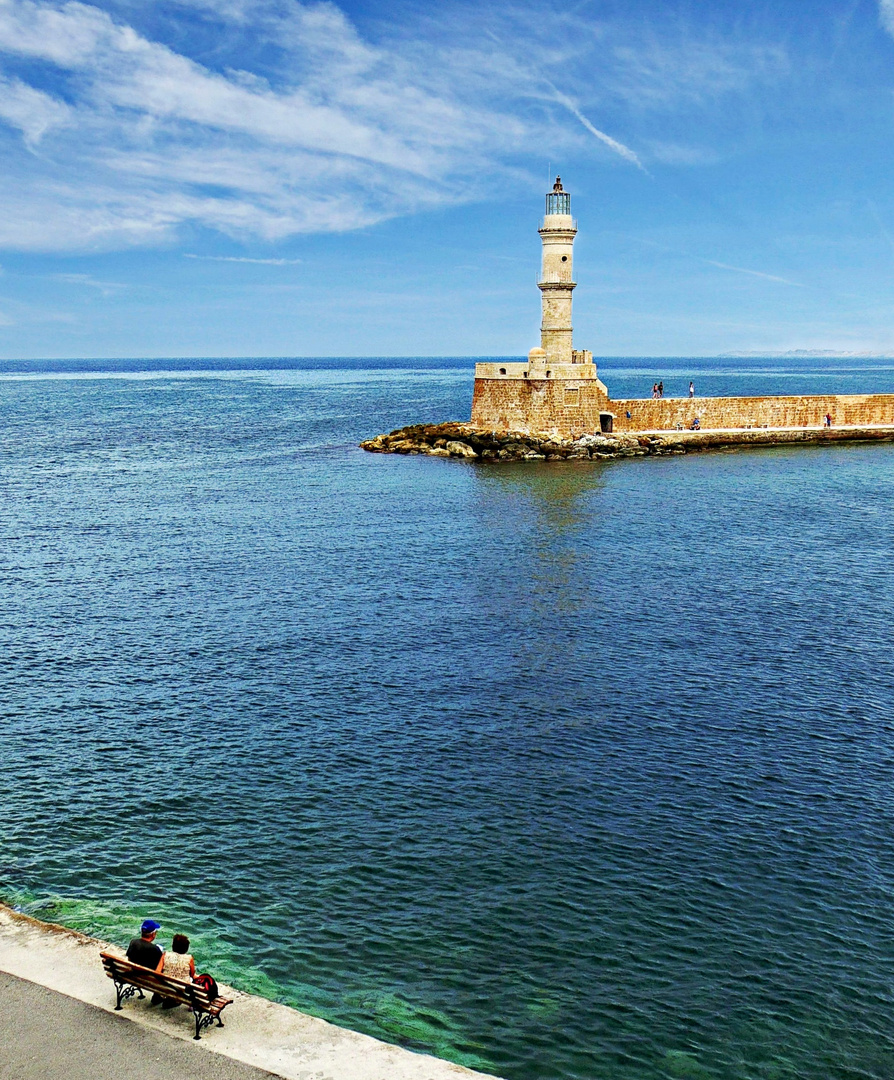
[0,971,280,1080]
[0,906,500,1080]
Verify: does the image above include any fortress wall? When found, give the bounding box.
[471,377,612,436]
[613,393,894,432]
[472,378,894,436]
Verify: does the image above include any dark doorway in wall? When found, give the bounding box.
[600,413,614,433]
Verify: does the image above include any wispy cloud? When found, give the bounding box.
[703,260,806,288]
[0,74,69,145]
[609,37,788,109]
[52,272,127,295]
[184,254,301,265]
[0,0,791,252]
[646,141,722,167]
[880,0,894,35]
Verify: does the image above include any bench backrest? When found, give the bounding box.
[100,951,214,1009]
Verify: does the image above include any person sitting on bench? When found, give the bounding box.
[126,919,162,970]
[690,417,700,430]
[156,933,196,1009]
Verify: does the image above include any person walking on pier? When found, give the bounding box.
[689,381,695,397]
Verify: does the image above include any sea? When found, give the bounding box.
[1,355,893,1080]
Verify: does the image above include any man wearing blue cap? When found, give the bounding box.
[126,919,163,970]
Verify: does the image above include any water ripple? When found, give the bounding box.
[1,362,894,1079]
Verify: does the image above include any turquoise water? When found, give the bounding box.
[1,356,894,1080]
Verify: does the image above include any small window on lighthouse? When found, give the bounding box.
[561,256,568,262]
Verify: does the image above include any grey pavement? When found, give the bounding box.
[0,971,280,1080]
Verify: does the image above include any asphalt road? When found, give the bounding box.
[0,971,281,1080]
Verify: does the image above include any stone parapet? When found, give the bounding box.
[470,374,894,437]
[612,392,894,433]
[473,362,605,380]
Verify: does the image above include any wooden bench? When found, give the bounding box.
[100,951,233,1040]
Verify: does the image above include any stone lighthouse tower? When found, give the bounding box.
[470,173,607,434]
[538,176,577,366]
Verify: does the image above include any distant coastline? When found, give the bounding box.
[718,350,894,359]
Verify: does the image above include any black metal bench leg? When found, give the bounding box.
[112,979,140,1011]
[190,1009,215,1040]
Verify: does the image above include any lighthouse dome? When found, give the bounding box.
[546,176,571,216]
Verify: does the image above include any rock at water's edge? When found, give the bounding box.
[360,422,649,461]
[359,422,894,462]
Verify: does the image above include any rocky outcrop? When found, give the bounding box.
[360,422,894,461]
[362,423,671,460]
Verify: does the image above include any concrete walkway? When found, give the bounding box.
[0,906,500,1080]
[0,971,281,1080]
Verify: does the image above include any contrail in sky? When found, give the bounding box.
[547,84,646,172]
[704,259,806,287]
[634,238,806,287]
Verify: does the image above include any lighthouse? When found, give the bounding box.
[527,177,592,373]
[538,176,577,366]
[470,174,608,434]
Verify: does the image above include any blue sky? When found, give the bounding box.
[2,0,894,357]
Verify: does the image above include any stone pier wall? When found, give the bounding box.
[470,376,612,437]
[471,376,894,436]
[613,393,894,432]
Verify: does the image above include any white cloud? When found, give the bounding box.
[0,74,69,143]
[881,0,894,35]
[167,0,258,18]
[0,0,790,252]
[0,0,116,65]
[184,253,301,264]
[0,2,429,171]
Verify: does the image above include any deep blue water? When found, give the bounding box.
[1,356,893,1080]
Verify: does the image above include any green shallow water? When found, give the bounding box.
[2,356,894,1080]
